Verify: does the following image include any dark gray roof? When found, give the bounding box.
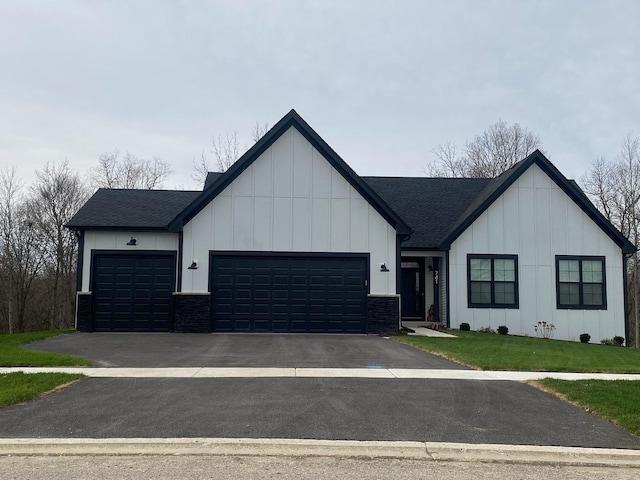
[66,189,201,229]
[204,172,223,189]
[363,177,491,249]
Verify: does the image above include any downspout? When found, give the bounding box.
[623,253,631,347]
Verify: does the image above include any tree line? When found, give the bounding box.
[2,121,639,347]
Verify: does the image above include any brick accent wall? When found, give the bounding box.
[172,293,211,333]
[367,295,400,334]
[76,293,92,332]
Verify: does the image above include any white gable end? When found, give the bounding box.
[182,127,397,294]
[449,163,625,342]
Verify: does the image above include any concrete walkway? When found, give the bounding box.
[4,366,640,381]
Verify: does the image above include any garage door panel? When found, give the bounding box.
[211,254,367,333]
[92,253,176,332]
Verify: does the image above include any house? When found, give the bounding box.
[66,109,636,343]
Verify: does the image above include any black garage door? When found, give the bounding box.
[210,253,368,333]
[92,252,176,332]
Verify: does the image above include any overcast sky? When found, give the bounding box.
[1,0,638,191]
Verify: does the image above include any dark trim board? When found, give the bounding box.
[75,231,84,292]
[209,251,370,333]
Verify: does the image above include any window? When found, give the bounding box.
[467,255,518,308]
[556,256,606,309]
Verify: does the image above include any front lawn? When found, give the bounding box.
[0,372,84,408]
[0,330,91,367]
[394,330,640,372]
[537,379,640,436]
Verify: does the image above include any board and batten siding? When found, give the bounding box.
[181,126,397,295]
[80,231,180,291]
[448,163,625,342]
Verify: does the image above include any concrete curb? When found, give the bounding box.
[0,438,639,467]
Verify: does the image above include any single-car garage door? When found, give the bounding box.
[92,252,176,332]
[210,253,368,333]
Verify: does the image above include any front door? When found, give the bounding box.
[401,257,425,320]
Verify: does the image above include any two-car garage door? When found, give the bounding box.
[210,253,368,333]
[91,252,368,333]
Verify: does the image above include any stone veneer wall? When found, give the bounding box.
[76,293,92,332]
[172,293,211,333]
[366,295,400,334]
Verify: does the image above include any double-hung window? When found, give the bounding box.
[556,256,606,309]
[467,255,518,308]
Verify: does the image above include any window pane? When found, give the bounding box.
[494,259,515,281]
[470,282,491,304]
[494,282,515,305]
[559,260,580,282]
[470,259,491,281]
[583,283,604,306]
[582,260,603,283]
[559,283,580,305]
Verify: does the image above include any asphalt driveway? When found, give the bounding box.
[26,333,466,369]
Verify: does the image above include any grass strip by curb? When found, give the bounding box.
[0,330,92,367]
[536,379,640,436]
[0,372,84,408]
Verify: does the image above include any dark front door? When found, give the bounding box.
[401,257,425,320]
[210,253,368,333]
[92,252,176,332]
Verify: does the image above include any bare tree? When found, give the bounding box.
[0,167,48,333]
[90,150,172,189]
[31,161,89,329]
[251,121,269,143]
[427,120,542,178]
[582,133,640,347]
[192,121,271,183]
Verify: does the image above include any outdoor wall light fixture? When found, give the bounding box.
[380,263,389,272]
[188,261,198,270]
[126,237,137,246]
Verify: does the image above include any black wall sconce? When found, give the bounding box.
[126,236,137,246]
[188,261,198,270]
[380,263,389,272]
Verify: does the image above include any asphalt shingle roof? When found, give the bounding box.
[363,177,492,249]
[66,189,201,229]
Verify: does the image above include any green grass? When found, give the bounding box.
[394,330,640,372]
[0,330,91,367]
[0,372,84,408]
[537,379,640,436]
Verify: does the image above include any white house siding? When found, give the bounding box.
[182,126,398,294]
[80,231,180,291]
[448,163,625,342]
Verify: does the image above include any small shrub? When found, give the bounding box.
[478,326,496,334]
[459,322,470,331]
[579,333,591,343]
[601,337,625,346]
[534,321,556,339]
[497,325,509,335]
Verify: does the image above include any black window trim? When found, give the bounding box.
[467,254,519,309]
[556,255,607,310]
